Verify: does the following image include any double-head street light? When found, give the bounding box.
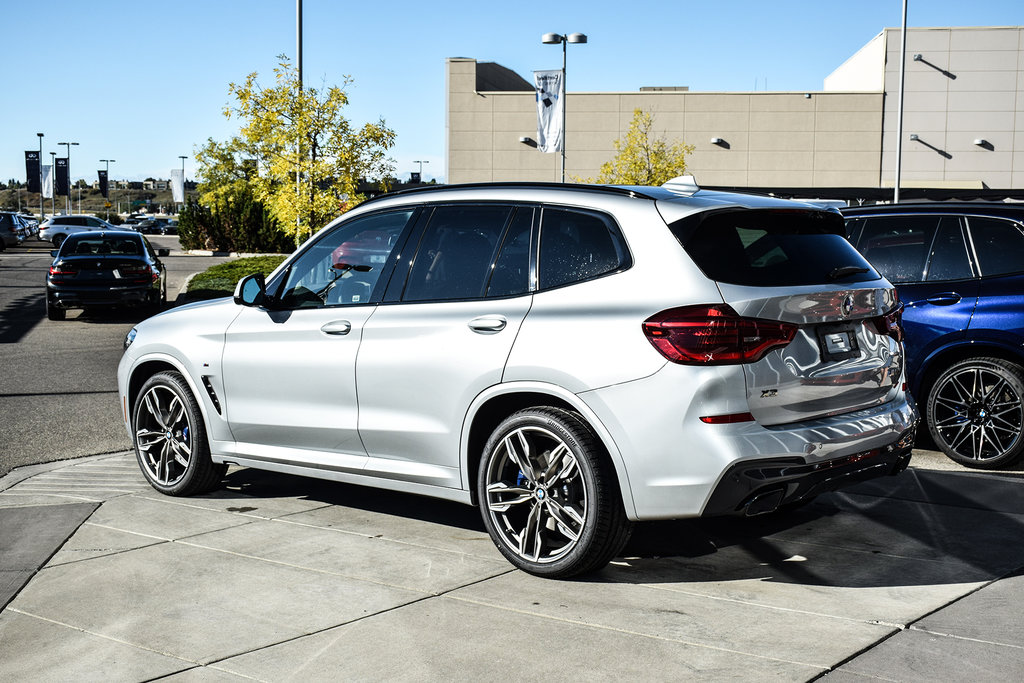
[100,159,115,219]
[542,31,587,183]
[58,141,78,213]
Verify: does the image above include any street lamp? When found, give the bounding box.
[36,133,43,220]
[412,159,429,181]
[100,159,115,219]
[57,141,78,213]
[542,32,587,183]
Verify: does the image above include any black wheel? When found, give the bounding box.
[478,407,632,578]
[927,357,1024,469]
[45,297,65,321]
[132,370,223,495]
[51,234,66,248]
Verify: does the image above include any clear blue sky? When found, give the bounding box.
[3,0,1020,185]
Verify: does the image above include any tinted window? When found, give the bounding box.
[538,208,628,290]
[855,215,940,283]
[275,210,413,308]
[63,235,143,255]
[403,205,510,301]
[678,209,874,287]
[485,207,533,298]
[925,217,973,281]
[969,216,1024,277]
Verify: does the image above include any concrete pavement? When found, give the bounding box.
[1,450,1022,681]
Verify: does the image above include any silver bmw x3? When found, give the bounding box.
[118,178,918,578]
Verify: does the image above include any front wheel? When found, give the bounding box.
[132,371,223,495]
[927,357,1024,469]
[478,407,632,578]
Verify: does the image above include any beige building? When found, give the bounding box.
[446,26,1024,199]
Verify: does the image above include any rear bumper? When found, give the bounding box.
[702,427,915,516]
[48,285,156,309]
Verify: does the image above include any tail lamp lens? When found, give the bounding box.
[642,305,798,365]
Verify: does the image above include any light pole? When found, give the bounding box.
[179,155,188,212]
[36,133,43,220]
[412,160,429,181]
[49,152,56,216]
[100,159,115,219]
[57,141,78,213]
[542,32,587,183]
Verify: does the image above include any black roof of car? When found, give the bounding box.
[841,202,1024,220]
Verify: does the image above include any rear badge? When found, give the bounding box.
[841,294,855,317]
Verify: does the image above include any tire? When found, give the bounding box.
[132,371,223,495]
[51,234,66,248]
[477,407,632,578]
[45,297,65,321]
[926,357,1024,469]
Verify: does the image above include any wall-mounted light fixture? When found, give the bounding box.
[909,134,919,141]
[519,136,538,148]
[912,53,956,79]
[973,138,994,151]
[804,93,811,99]
[909,133,952,159]
[709,137,730,150]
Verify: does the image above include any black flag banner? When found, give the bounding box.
[55,158,69,196]
[25,151,40,193]
[98,169,109,198]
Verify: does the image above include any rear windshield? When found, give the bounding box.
[670,208,879,287]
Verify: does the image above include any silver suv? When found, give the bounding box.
[39,214,118,247]
[118,180,918,578]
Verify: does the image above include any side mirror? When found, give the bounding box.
[234,273,267,307]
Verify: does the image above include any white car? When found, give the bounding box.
[39,215,119,247]
[119,179,919,578]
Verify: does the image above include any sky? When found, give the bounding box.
[3,0,1020,186]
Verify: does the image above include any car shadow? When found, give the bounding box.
[216,464,1024,589]
[0,291,45,343]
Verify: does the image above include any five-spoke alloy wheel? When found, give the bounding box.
[133,371,224,495]
[478,407,631,578]
[927,357,1024,469]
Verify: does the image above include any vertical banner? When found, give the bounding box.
[170,168,184,203]
[42,165,54,199]
[534,69,564,154]
[98,170,109,198]
[55,158,69,196]
[25,151,41,193]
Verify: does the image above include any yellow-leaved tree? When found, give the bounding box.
[578,109,694,186]
[198,56,396,244]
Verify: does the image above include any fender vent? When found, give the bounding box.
[201,376,222,414]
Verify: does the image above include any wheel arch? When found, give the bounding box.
[460,383,637,517]
[125,356,214,433]
[915,340,1024,411]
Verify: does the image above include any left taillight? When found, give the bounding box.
[642,304,798,365]
[48,263,78,277]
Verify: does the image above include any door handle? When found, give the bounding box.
[468,315,507,334]
[321,320,352,336]
[925,293,962,306]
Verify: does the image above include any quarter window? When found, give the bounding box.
[538,208,627,290]
[968,217,1024,278]
[275,210,413,309]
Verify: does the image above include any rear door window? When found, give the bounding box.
[675,209,875,286]
[968,217,1024,278]
[854,215,940,283]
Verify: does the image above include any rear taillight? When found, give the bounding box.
[120,265,158,282]
[48,264,78,277]
[869,303,905,343]
[642,305,798,365]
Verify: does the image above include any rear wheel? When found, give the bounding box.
[927,357,1024,469]
[132,371,223,495]
[51,234,66,248]
[478,407,632,578]
[45,297,65,321]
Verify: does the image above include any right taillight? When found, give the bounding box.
[642,304,798,365]
[869,303,905,343]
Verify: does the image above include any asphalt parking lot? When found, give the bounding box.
[1,449,1022,680]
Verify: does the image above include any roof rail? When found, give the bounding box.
[357,181,659,208]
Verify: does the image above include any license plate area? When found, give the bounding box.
[816,322,860,362]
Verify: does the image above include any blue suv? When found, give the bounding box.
[842,203,1024,469]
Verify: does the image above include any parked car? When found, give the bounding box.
[161,219,178,235]
[135,218,168,234]
[46,230,168,320]
[0,212,26,248]
[119,180,917,578]
[39,215,119,247]
[842,202,1024,469]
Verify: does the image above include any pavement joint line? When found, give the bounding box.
[7,608,202,667]
[907,626,1024,651]
[443,592,831,671]
[82,521,178,543]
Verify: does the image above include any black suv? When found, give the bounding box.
[842,202,1024,469]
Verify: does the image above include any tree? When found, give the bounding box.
[577,109,694,186]
[198,55,397,243]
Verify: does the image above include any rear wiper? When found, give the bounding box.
[829,265,870,280]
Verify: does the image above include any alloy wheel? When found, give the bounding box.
[135,384,194,487]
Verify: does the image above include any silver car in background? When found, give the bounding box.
[39,214,119,247]
[118,179,918,578]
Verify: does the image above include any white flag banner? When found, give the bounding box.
[170,168,185,203]
[41,165,54,199]
[534,69,564,153]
